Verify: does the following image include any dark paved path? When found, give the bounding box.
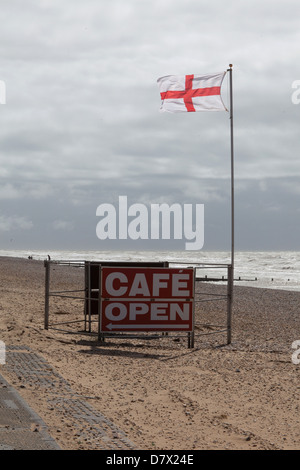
[0,345,136,450]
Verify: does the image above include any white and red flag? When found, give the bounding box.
[157,72,227,113]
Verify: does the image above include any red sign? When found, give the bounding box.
[100,267,194,332]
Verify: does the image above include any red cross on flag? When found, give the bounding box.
[157,72,227,113]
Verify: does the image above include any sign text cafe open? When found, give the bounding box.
[100,267,194,335]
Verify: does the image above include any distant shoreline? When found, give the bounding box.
[1,253,299,292]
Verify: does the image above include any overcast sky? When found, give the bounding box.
[0,0,300,253]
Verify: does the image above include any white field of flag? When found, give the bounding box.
[157,72,227,113]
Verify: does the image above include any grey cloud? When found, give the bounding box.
[0,0,299,251]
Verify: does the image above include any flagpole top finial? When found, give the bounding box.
[229,64,233,68]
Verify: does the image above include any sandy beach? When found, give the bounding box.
[0,256,299,450]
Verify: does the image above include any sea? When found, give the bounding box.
[1,249,300,292]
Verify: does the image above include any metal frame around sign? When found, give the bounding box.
[44,260,232,349]
[98,266,195,348]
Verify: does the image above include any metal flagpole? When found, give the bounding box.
[229,64,234,272]
[227,63,234,344]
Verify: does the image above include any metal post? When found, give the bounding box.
[228,64,234,275]
[87,262,92,333]
[227,265,233,344]
[188,268,196,348]
[227,64,234,345]
[84,261,88,331]
[44,260,50,330]
[98,265,105,342]
[188,331,194,349]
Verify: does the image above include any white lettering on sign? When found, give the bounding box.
[104,271,192,298]
[105,272,127,297]
[151,303,168,321]
[172,273,190,296]
[105,302,127,321]
[130,274,151,297]
[152,273,169,296]
[103,302,191,322]
[101,267,194,332]
[170,303,190,320]
[129,303,149,320]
